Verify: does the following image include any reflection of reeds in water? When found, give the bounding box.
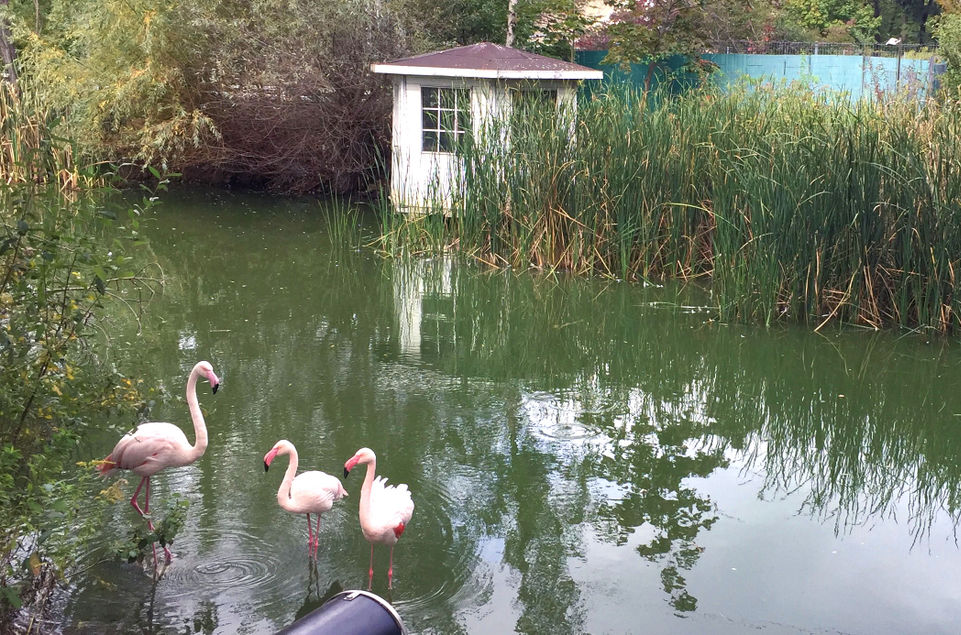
[382,82,961,332]
[740,366,961,544]
[399,259,961,546]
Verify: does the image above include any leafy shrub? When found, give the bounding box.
[0,83,160,627]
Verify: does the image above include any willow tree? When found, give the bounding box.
[8,0,411,194]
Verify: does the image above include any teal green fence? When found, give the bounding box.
[576,49,944,100]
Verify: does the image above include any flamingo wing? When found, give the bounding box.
[369,476,415,532]
[108,422,192,476]
[288,471,348,514]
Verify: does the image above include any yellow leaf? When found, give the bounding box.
[100,480,126,504]
[29,553,41,577]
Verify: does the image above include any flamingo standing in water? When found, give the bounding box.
[263,439,348,557]
[98,360,220,564]
[343,447,414,589]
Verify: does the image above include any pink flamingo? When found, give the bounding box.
[98,360,220,563]
[263,439,348,557]
[343,447,414,589]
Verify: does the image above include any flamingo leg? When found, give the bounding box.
[368,544,374,591]
[141,477,160,566]
[314,515,322,556]
[132,477,171,565]
[306,514,314,555]
[129,476,149,520]
[388,545,395,589]
[146,481,172,564]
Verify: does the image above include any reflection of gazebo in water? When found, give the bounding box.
[393,258,454,359]
[371,43,602,211]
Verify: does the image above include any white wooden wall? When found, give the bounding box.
[388,75,578,212]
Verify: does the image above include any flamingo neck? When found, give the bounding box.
[185,367,209,462]
[359,458,377,517]
[277,446,299,507]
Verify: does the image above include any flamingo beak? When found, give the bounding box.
[343,456,358,479]
[208,370,221,394]
[264,448,279,472]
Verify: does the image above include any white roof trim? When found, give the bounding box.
[371,63,603,80]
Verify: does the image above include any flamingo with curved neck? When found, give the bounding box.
[344,447,414,589]
[264,439,347,556]
[98,360,220,563]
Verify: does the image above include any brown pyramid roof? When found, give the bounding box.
[371,42,602,80]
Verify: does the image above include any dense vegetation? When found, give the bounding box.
[0,1,950,196]
[0,81,157,629]
[383,82,961,332]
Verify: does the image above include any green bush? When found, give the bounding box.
[0,85,160,626]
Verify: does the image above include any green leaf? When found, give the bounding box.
[0,584,23,609]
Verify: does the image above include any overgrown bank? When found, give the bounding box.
[0,83,155,630]
[382,83,961,333]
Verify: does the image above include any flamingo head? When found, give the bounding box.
[196,361,221,394]
[343,447,376,478]
[263,440,292,473]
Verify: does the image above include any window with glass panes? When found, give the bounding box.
[421,87,471,154]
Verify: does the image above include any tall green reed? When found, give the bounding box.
[383,80,961,333]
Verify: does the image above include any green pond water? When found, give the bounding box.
[61,187,961,634]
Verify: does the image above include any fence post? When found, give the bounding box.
[896,43,902,87]
[862,47,867,100]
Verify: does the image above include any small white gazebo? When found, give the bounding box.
[372,42,603,211]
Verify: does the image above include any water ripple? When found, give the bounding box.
[387,465,492,630]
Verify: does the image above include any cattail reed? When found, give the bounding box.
[380,81,961,334]
[0,82,94,192]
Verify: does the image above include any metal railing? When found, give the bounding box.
[706,40,937,58]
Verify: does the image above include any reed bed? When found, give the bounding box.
[0,82,94,192]
[381,82,961,333]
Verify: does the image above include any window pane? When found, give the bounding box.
[438,131,453,153]
[421,87,471,153]
[440,89,456,109]
[422,130,438,152]
[440,109,455,132]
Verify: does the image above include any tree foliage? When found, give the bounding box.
[932,11,961,97]
[7,0,411,194]
[784,0,881,41]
